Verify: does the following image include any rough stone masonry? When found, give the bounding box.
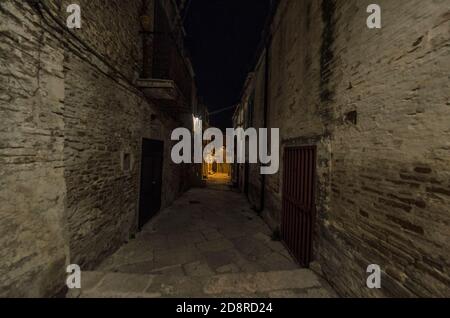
[0,0,449,299]
[238,0,449,297]
[0,0,192,297]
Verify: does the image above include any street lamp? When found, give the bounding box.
[193,115,201,133]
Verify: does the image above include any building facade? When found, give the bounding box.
[0,0,197,297]
[233,0,449,297]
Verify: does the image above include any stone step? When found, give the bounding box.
[67,269,337,298]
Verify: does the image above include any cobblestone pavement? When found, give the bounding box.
[77,181,336,298]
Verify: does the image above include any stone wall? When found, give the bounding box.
[0,0,68,297]
[247,0,450,297]
[64,47,184,269]
[61,0,187,269]
[323,0,449,297]
[1,0,191,296]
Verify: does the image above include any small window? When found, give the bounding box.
[123,153,131,172]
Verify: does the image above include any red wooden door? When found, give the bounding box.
[281,146,316,267]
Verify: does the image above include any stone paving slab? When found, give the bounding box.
[89,187,337,298]
[69,269,337,298]
[97,188,299,277]
[184,261,215,277]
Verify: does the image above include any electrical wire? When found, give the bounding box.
[25,0,142,95]
[209,105,236,116]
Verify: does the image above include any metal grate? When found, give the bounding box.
[281,146,316,267]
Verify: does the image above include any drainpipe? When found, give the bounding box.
[257,0,279,215]
[259,38,271,215]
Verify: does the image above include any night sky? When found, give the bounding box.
[184,0,271,130]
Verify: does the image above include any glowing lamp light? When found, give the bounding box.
[193,115,202,133]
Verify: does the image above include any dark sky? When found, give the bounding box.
[184,0,271,130]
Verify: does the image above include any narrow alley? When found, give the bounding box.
[69,178,335,298]
[1,0,449,300]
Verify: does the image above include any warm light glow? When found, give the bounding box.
[193,115,201,133]
[204,154,214,164]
